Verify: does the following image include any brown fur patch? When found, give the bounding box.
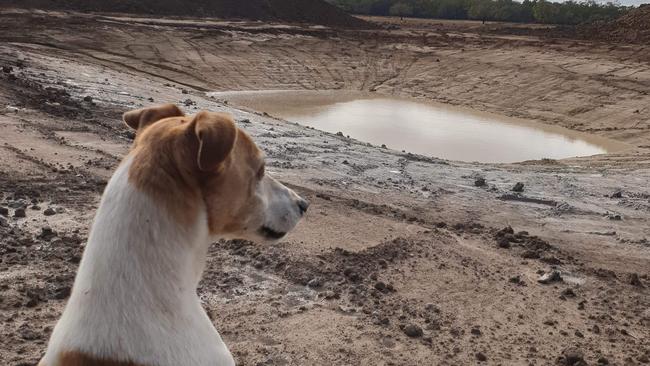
[200,130,265,234]
[122,104,184,131]
[125,106,264,233]
[56,351,145,366]
[127,114,203,227]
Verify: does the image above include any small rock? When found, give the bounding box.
[43,207,56,216]
[380,144,387,148]
[181,89,188,94]
[38,226,57,241]
[541,256,562,265]
[561,288,577,298]
[374,281,387,292]
[403,324,423,338]
[470,327,481,336]
[343,268,360,282]
[2,65,13,73]
[521,250,540,259]
[609,214,622,221]
[0,206,8,216]
[611,191,622,198]
[476,352,487,362]
[14,208,26,218]
[8,201,26,209]
[538,270,563,284]
[512,182,525,192]
[374,316,390,326]
[628,273,643,287]
[239,118,251,124]
[497,236,511,248]
[474,177,487,187]
[25,289,43,308]
[424,303,440,313]
[496,226,514,236]
[561,347,585,366]
[597,357,609,365]
[306,278,322,289]
[148,97,154,102]
[83,96,93,102]
[19,328,40,340]
[335,131,344,137]
[52,286,71,300]
[321,290,339,300]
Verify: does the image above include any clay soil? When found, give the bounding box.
[0,9,649,366]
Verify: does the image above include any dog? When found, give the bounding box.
[39,104,309,366]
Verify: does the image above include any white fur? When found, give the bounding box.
[262,176,305,233]
[42,156,235,366]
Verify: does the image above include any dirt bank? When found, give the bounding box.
[0,0,370,28]
[0,11,648,366]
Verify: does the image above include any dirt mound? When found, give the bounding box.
[607,4,650,39]
[0,0,369,28]
[580,4,650,43]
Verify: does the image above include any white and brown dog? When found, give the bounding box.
[39,104,309,366]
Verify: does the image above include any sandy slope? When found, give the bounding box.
[0,11,648,366]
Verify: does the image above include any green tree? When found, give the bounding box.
[327,0,628,25]
[389,1,415,16]
[468,0,494,20]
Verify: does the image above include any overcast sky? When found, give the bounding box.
[593,0,647,5]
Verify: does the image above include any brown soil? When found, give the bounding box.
[0,10,649,366]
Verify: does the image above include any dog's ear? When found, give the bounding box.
[190,111,237,172]
[123,104,184,130]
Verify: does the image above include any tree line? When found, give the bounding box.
[327,0,629,25]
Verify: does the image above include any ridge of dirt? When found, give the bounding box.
[0,0,370,28]
[582,4,650,43]
[490,5,650,44]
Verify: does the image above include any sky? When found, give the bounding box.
[590,0,647,5]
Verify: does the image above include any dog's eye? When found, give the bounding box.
[257,165,265,180]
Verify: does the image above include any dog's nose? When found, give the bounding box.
[297,198,310,215]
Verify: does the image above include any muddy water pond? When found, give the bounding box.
[212,91,628,163]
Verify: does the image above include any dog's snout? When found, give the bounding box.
[297,198,310,215]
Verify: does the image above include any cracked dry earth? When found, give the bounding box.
[0,10,649,366]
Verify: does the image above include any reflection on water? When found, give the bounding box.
[212,91,627,163]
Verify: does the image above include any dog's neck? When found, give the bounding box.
[78,155,210,301]
[44,156,234,366]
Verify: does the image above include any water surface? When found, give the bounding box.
[211,90,628,163]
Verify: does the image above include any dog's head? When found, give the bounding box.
[123,104,308,242]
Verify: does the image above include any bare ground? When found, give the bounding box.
[0,10,649,366]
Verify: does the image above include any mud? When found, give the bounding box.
[0,10,649,366]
